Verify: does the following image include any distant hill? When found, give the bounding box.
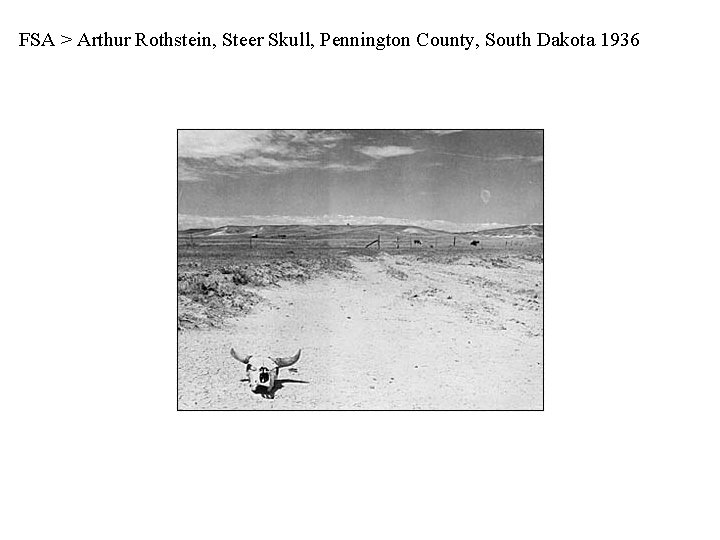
[468,224,543,238]
[178,223,543,238]
[179,224,451,238]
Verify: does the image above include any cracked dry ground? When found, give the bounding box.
[178,254,543,410]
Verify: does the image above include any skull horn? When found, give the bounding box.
[272,349,301,368]
[230,348,251,364]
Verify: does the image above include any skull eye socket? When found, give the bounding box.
[246,364,254,371]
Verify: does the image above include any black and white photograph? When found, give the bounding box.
[178,129,543,409]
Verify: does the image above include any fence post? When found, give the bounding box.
[453,236,456,247]
[396,236,399,249]
[377,234,381,251]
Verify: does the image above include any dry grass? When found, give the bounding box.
[177,253,355,329]
[177,237,542,330]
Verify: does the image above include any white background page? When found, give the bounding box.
[3,1,719,538]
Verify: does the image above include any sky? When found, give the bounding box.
[178,130,543,231]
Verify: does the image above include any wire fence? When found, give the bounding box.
[178,234,542,251]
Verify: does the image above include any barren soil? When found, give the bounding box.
[178,254,543,410]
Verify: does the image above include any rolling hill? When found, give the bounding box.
[178,223,543,239]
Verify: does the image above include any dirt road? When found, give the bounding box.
[178,254,543,409]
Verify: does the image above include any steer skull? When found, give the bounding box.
[230,348,301,398]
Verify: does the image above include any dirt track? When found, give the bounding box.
[178,255,543,409]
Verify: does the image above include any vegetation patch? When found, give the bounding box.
[178,256,355,330]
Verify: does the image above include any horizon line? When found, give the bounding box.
[177,222,543,235]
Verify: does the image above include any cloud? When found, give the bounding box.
[178,161,209,183]
[356,145,420,159]
[242,156,310,171]
[178,130,366,179]
[323,162,375,172]
[241,156,374,173]
[178,130,275,158]
[493,155,544,163]
[179,130,353,158]
[424,130,463,136]
[178,130,540,183]
[433,151,543,162]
